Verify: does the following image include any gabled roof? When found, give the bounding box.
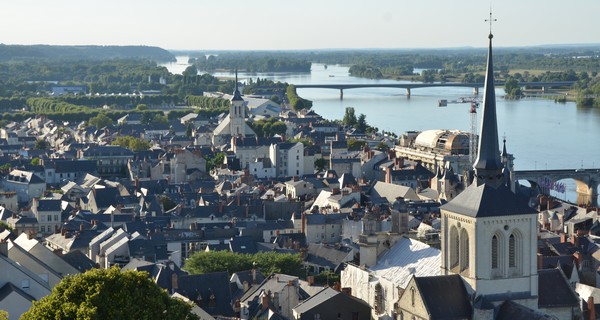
[176,272,235,317]
[0,282,36,303]
[496,300,555,320]
[538,268,579,308]
[60,250,97,272]
[229,236,258,254]
[413,274,472,319]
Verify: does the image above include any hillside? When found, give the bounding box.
[0,44,175,62]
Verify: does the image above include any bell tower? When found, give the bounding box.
[229,70,246,137]
[439,25,539,311]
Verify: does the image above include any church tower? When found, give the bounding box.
[229,70,247,137]
[439,31,539,311]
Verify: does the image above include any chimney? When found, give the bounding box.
[307,276,315,286]
[537,253,543,270]
[560,233,567,243]
[261,293,269,311]
[237,193,241,206]
[219,200,223,213]
[252,268,257,283]
[171,273,178,293]
[341,287,352,296]
[243,280,249,291]
[573,251,583,268]
[588,296,596,320]
[80,223,85,232]
[385,167,391,184]
[287,280,294,287]
[332,282,341,291]
[61,227,66,236]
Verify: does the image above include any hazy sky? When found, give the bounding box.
[1,0,598,50]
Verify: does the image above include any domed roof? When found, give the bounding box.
[414,129,470,154]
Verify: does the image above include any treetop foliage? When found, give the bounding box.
[184,250,304,277]
[21,267,198,320]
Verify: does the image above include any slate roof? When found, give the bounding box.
[36,199,62,212]
[496,300,555,320]
[440,183,537,218]
[176,272,235,317]
[305,244,352,270]
[229,236,258,254]
[0,282,36,303]
[47,159,97,173]
[293,287,370,316]
[413,274,472,320]
[60,250,97,272]
[538,268,579,308]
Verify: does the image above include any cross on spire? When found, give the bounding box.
[485,11,497,36]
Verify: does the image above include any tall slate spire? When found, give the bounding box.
[231,69,243,101]
[473,33,504,187]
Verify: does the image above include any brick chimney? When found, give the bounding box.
[261,292,269,311]
[588,296,596,320]
[341,287,352,296]
[385,167,391,184]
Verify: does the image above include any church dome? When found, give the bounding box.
[414,129,470,155]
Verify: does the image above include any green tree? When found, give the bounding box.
[504,77,522,98]
[375,141,390,151]
[88,113,113,128]
[184,251,303,277]
[112,136,150,151]
[270,95,281,104]
[314,158,327,171]
[185,124,193,138]
[0,310,7,320]
[347,138,367,151]
[354,113,367,133]
[31,157,40,166]
[34,139,50,150]
[21,267,198,320]
[136,103,148,111]
[342,107,357,127]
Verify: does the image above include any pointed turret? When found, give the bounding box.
[501,137,508,164]
[473,33,504,188]
[231,69,243,101]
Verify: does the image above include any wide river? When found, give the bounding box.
[162,58,600,203]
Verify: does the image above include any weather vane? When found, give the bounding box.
[485,10,497,35]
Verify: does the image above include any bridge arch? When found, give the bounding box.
[516,175,598,207]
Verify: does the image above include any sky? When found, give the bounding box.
[1,0,599,51]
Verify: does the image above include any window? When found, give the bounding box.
[41,226,45,233]
[460,229,469,271]
[47,215,52,222]
[21,279,30,289]
[509,234,516,268]
[410,286,415,307]
[492,235,498,269]
[54,215,59,221]
[450,226,459,268]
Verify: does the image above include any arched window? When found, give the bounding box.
[491,235,499,269]
[509,234,516,268]
[460,229,469,271]
[410,286,415,307]
[450,226,459,268]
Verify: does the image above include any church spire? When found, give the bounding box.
[231,69,243,101]
[473,31,504,187]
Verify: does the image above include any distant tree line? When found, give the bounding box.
[191,55,311,73]
[185,95,230,109]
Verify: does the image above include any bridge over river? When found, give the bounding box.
[514,169,600,206]
[293,81,576,99]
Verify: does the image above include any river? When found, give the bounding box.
[161,59,600,204]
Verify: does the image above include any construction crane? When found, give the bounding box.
[469,101,478,166]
